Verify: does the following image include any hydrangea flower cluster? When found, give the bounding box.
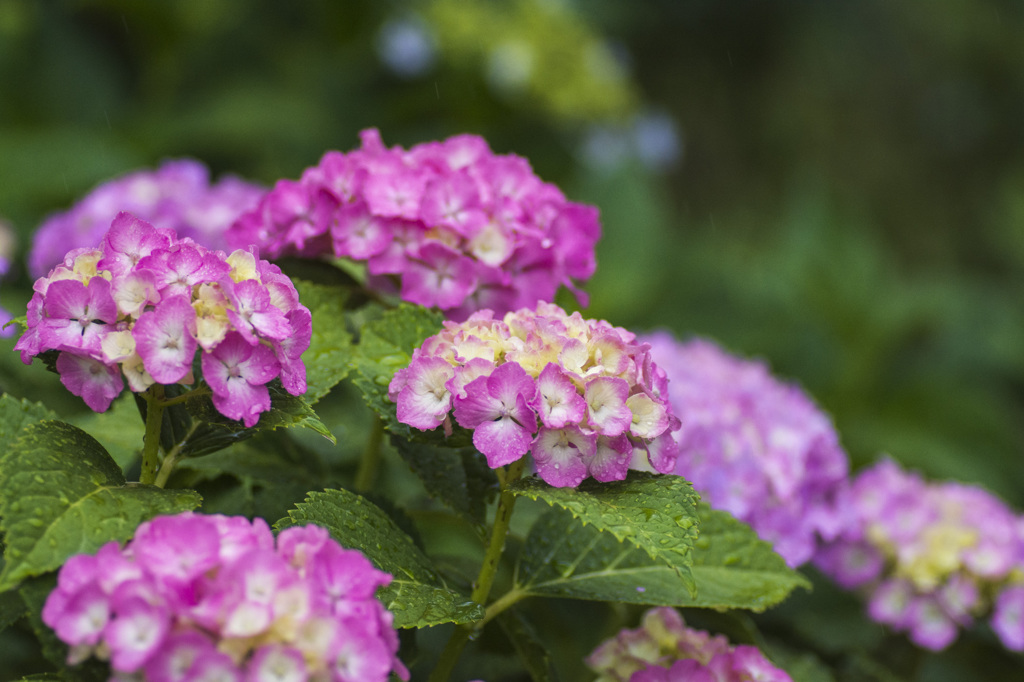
[42,512,407,682]
[227,128,600,320]
[814,458,1024,651]
[388,302,680,487]
[15,212,311,426]
[29,159,264,278]
[642,334,849,567]
[586,607,792,682]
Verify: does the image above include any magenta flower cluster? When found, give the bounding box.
[42,512,407,682]
[388,302,680,487]
[814,458,1024,651]
[586,607,792,682]
[15,212,311,426]
[227,128,600,320]
[642,334,849,567]
[29,159,264,278]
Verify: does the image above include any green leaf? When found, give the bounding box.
[515,507,695,605]
[293,279,356,403]
[0,585,26,632]
[391,437,498,526]
[765,644,837,682]
[498,610,559,682]
[350,303,445,436]
[17,573,65,672]
[0,395,56,444]
[688,504,810,611]
[515,505,808,611]
[68,393,144,473]
[506,472,700,578]
[176,436,328,484]
[275,488,484,629]
[174,434,337,521]
[3,316,27,336]
[0,421,202,591]
[141,380,336,460]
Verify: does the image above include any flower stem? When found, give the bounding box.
[354,415,385,492]
[428,458,526,682]
[139,385,166,486]
[153,421,200,489]
[157,386,210,407]
[478,587,528,628]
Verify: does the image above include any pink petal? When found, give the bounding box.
[584,376,632,436]
[330,199,393,259]
[395,357,455,430]
[134,296,198,384]
[531,426,594,488]
[401,242,478,310]
[56,352,124,411]
[472,415,534,468]
[585,435,633,482]
[535,363,586,429]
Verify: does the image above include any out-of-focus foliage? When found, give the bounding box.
[3,0,1024,679]
[425,0,637,123]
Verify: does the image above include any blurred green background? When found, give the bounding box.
[2,0,1023,504]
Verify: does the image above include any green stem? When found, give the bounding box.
[428,458,526,682]
[152,421,201,489]
[139,385,166,486]
[354,415,385,492]
[478,587,528,628]
[157,386,210,407]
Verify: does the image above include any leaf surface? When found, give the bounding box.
[515,505,808,611]
[391,437,497,526]
[0,421,201,590]
[138,380,336,460]
[507,472,700,585]
[292,279,355,402]
[0,394,55,443]
[275,488,483,628]
[498,610,558,682]
[350,303,446,438]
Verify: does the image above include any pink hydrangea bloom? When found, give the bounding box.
[814,458,1024,651]
[42,512,407,682]
[29,159,264,277]
[642,334,849,567]
[15,212,311,426]
[389,303,680,487]
[586,607,792,682]
[228,128,601,320]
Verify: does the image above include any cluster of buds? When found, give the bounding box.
[227,128,600,320]
[814,458,1024,651]
[29,159,264,278]
[587,607,792,682]
[642,334,849,567]
[388,302,680,487]
[42,512,407,682]
[14,212,311,426]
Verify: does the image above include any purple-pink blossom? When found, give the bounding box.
[389,303,680,487]
[642,334,849,567]
[42,512,407,682]
[15,212,311,426]
[586,607,792,682]
[29,159,264,277]
[228,128,601,319]
[814,458,1024,651]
